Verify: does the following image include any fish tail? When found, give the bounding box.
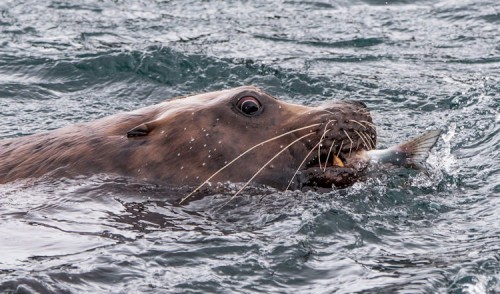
[397,129,442,167]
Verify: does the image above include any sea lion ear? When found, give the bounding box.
[127,123,152,137]
[127,116,166,137]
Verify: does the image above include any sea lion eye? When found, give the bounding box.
[237,96,262,116]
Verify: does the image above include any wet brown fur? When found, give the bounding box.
[0,86,375,189]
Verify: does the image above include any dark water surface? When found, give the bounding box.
[0,0,499,293]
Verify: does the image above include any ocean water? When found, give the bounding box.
[0,0,498,293]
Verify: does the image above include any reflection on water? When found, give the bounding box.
[0,0,499,292]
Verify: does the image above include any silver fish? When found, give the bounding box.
[354,129,442,168]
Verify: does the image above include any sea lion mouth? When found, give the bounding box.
[299,131,375,189]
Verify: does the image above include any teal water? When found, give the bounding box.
[0,0,498,293]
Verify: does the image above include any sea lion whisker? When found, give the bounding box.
[361,132,372,149]
[180,123,321,204]
[363,131,376,149]
[318,120,335,170]
[323,140,336,172]
[360,120,376,129]
[221,132,315,208]
[285,140,322,191]
[360,131,373,149]
[343,130,354,156]
[322,109,344,116]
[355,130,369,150]
[322,109,355,120]
[349,120,367,129]
[337,140,344,158]
[358,131,368,146]
[354,130,366,149]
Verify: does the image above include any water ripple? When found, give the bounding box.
[0,0,499,292]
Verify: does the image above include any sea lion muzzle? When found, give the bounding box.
[291,100,376,190]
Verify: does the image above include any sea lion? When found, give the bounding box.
[0,86,376,199]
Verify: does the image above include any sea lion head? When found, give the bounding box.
[124,85,376,195]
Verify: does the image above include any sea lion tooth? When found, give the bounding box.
[333,155,344,167]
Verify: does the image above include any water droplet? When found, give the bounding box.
[202,162,206,166]
[203,144,207,147]
[180,166,184,170]
[177,153,181,156]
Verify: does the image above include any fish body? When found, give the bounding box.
[297,129,441,190]
[351,130,442,168]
